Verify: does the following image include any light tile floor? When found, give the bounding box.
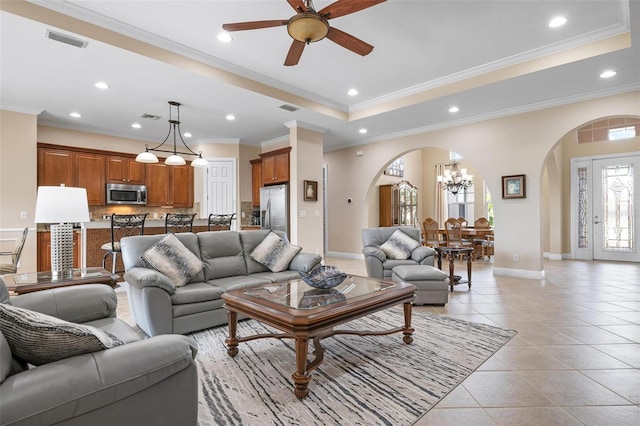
[117,257,640,425]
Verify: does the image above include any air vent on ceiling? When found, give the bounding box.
[44,29,88,48]
[279,104,299,112]
[140,113,162,120]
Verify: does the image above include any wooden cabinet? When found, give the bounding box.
[106,156,145,184]
[37,231,80,272]
[38,148,105,205]
[379,180,418,227]
[146,163,193,207]
[250,159,262,207]
[259,147,290,185]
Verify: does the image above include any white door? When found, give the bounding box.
[207,160,235,227]
[592,155,640,261]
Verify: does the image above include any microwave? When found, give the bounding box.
[106,183,147,205]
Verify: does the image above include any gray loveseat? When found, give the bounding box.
[0,281,198,426]
[121,230,323,337]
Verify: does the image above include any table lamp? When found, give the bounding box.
[34,185,90,278]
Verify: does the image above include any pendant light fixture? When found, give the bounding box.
[136,101,208,168]
[437,160,473,195]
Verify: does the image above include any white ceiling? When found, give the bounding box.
[1,0,638,152]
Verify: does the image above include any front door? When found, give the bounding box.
[592,155,640,261]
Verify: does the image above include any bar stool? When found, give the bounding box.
[207,213,236,231]
[101,213,147,274]
[165,213,196,234]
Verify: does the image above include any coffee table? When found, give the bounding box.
[221,275,416,399]
[2,267,119,295]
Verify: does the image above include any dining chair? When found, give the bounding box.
[0,227,28,274]
[207,213,236,231]
[165,213,196,234]
[421,217,440,247]
[444,218,471,248]
[472,217,491,260]
[101,213,147,274]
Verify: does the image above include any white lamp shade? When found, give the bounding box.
[191,156,208,168]
[165,154,186,166]
[34,186,90,223]
[135,151,159,163]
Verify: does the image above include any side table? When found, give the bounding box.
[434,246,474,292]
[2,267,119,295]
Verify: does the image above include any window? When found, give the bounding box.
[608,126,636,141]
[384,157,404,177]
[485,185,494,226]
[447,186,474,221]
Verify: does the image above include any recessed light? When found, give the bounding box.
[226,114,236,121]
[94,81,109,90]
[549,16,567,28]
[600,70,617,79]
[348,88,358,96]
[449,106,460,113]
[183,132,192,138]
[131,123,141,129]
[69,112,81,118]
[217,32,232,43]
[359,128,367,134]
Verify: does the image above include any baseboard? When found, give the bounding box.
[493,267,545,279]
[325,251,365,260]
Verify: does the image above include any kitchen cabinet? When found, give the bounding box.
[379,180,418,227]
[146,162,193,207]
[250,158,262,207]
[38,147,105,205]
[106,156,145,184]
[259,147,290,185]
[37,231,80,272]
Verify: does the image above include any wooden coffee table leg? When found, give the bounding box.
[293,337,312,399]
[225,310,239,357]
[466,251,472,289]
[403,302,414,344]
[448,254,455,292]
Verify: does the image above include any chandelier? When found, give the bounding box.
[437,160,473,195]
[135,101,208,167]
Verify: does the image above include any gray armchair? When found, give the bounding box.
[0,280,199,426]
[362,226,437,280]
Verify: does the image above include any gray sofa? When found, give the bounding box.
[121,230,323,337]
[0,281,198,426]
[362,226,437,279]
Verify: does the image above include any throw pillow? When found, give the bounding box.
[0,303,124,366]
[251,231,302,273]
[380,230,420,260]
[141,233,204,287]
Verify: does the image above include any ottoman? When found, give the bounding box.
[392,265,450,305]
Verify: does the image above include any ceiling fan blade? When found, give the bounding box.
[318,0,386,20]
[222,20,288,32]
[284,40,305,66]
[325,27,374,56]
[287,0,307,13]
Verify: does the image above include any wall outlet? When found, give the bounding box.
[513,253,519,262]
[20,211,27,219]
[299,210,307,218]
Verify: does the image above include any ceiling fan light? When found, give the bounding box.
[288,13,329,42]
[135,151,158,163]
[165,154,186,166]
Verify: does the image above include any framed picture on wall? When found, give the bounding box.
[304,180,318,201]
[502,174,526,199]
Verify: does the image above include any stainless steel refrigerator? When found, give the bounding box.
[260,184,288,236]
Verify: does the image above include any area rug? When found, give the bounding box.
[191,308,516,426]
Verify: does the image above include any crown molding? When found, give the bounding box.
[0,104,44,115]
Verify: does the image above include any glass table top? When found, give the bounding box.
[243,275,396,310]
[10,267,110,285]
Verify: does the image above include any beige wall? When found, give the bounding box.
[0,110,38,272]
[325,91,640,277]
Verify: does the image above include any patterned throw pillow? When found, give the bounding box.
[251,231,302,273]
[0,303,124,366]
[380,230,420,260]
[141,233,204,287]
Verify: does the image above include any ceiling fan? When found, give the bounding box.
[222,0,387,66]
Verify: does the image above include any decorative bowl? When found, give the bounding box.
[299,266,348,289]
